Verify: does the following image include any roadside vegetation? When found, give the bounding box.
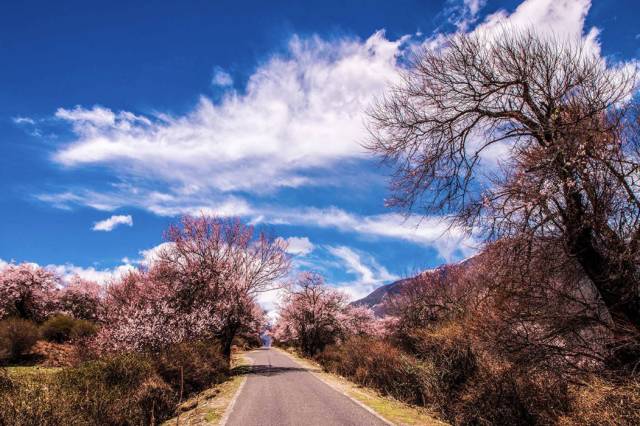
[273,29,640,425]
[0,217,288,425]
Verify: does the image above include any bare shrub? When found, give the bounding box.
[454,363,570,425]
[153,340,228,397]
[317,336,433,406]
[0,318,39,363]
[56,353,174,425]
[399,324,477,405]
[559,377,640,426]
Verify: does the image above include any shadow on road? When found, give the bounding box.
[232,364,317,377]
[231,351,323,377]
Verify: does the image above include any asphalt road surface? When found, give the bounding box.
[224,347,389,426]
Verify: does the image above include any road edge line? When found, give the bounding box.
[219,353,253,426]
[273,347,395,426]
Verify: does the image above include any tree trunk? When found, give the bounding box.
[566,223,640,369]
[222,325,239,363]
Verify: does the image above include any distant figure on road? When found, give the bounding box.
[260,333,272,347]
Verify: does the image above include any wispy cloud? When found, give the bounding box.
[257,206,478,262]
[38,187,476,260]
[13,116,35,125]
[92,214,133,231]
[325,245,398,301]
[211,66,233,87]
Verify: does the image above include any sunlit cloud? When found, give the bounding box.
[92,214,133,231]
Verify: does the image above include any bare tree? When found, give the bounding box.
[367,29,639,367]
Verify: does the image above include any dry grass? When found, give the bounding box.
[558,377,640,426]
[161,353,252,426]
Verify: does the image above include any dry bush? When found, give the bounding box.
[0,368,69,426]
[56,353,174,425]
[41,315,99,347]
[396,324,477,413]
[69,319,98,341]
[0,318,39,363]
[31,341,79,367]
[233,332,262,351]
[40,314,76,343]
[0,341,230,425]
[317,336,435,406]
[453,361,570,425]
[154,340,228,397]
[558,377,640,426]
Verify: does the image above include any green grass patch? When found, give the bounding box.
[5,366,62,380]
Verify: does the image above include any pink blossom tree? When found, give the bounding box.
[275,272,375,355]
[58,275,103,321]
[0,263,59,322]
[96,216,290,359]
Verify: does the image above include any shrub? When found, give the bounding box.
[41,315,99,344]
[0,318,40,362]
[0,340,231,425]
[70,319,98,341]
[559,377,640,426]
[318,329,572,425]
[453,363,569,425]
[317,336,433,406]
[398,324,477,407]
[41,315,76,343]
[0,369,68,426]
[154,340,228,397]
[233,333,262,350]
[58,353,175,425]
[0,354,174,425]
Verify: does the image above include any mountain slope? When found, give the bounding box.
[351,257,477,316]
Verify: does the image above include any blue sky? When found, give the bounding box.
[1,0,639,308]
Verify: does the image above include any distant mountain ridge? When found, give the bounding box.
[350,277,415,316]
[351,257,476,316]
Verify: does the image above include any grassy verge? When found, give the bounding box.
[275,347,447,426]
[161,353,252,426]
[5,366,62,378]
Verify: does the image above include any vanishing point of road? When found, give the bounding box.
[224,347,390,426]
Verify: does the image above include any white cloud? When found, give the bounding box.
[48,262,135,284]
[52,31,404,194]
[92,214,133,231]
[258,206,477,262]
[13,116,35,125]
[447,0,487,31]
[326,245,398,301]
[0,256,134,285]
[38,187,475,260]
[478,0,595,41]
[328,245,397,284]
[282,236,315,256]
[211,67,233,87]
[136,242,174,267]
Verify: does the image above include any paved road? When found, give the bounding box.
[224,347,389,426]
